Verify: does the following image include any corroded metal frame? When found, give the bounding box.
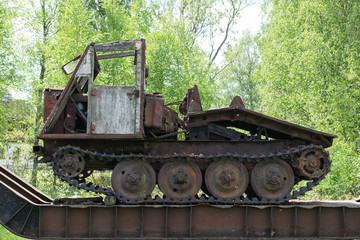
[40,39,147,139]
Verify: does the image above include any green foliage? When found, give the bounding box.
[256,0,360,199]
[93,0,154,86]
[0,1,23,140]
[0,2,17,90]
[220,30,260,109]
[146,15,215,109]
[47,0,102,86]
[317,140,360,199]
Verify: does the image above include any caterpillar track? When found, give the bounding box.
[34,39,337,205]
[52,144,331,204]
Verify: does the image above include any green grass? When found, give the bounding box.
[0,225,26,240]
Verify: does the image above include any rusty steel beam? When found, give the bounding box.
[36,202,360,239]
[188,107,337,148]
[1,165,360,239]
[97,51,135,60]
[0,165,52,205]
[94,40,141,52]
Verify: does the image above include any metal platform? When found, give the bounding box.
[1,165,360,239]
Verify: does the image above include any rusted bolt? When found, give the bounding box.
[309,156,319,168]
[91,90,96,96]
[127,90,139,98]
[223,173,231,183]
[65,159,73,167]
[175,168,186,184]
[127,173,140,185]
[270,175,280,185]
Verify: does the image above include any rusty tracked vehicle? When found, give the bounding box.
[34,39,337,204]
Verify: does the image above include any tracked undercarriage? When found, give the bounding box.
[52,144,331,204]
[34,39,337,205]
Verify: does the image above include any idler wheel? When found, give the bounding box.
[251,160,294,200]
[58,151,85,178]
[111,161,156,199]
[297,148,329,179]
[205,160,248,199]
[158,161,202,200]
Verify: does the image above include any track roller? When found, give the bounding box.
[205,160,248,199]
[111,160,156,199]
[158,161,202,200]
[251,159,294,200]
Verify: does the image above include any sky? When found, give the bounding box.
[236,1,262,34]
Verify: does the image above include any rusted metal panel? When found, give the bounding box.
[143,207,166,237]
[65,207,89,238]
[188,107,337,147]
[97,51,135,60]
[167,207,191,237]
[43,88,64,133]
[43,88,63,123]
[40,207,65,238]
[144,94,164,129]
[95,40,142,52]
[39,133,144,140]
[116,207,142,238]
[192,205,245,237]
[64,100,76,133]
[41,45,91,135]
[38,139,302,168]
[88,85,141,134]
[76,51,92,77]
[30,203,360,239]
[91,207,116,238]
[147,140,301,156]
[180,84,203,116]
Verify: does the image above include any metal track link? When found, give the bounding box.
[52,144,331,205]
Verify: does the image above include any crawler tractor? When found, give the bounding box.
[34,39,337,204]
